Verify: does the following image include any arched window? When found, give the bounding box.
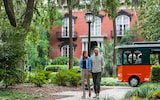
[61,45,74,57]
[116,15,130,36]
[90,16,101,36]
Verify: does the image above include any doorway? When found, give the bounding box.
[91,41,97,55]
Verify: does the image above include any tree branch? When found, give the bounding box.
[22,0,35,30]
[3,0,16,27]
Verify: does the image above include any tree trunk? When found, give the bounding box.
[22,0,35,30]
[3,0,16,27]
[113,19,117,78]
[68,0,73,69]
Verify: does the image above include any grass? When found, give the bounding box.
[0,90,39,100]
[100,77,129,86]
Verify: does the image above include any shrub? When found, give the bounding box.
[24,72,34,83]
[124,83,160,99]
[44,65,80,72]
[1,67,24,88]
[148,90,160,100]
[55,69,80,86]
[31,71,47,87]
[51,57,79,66]
[152,65,160,82]
[100,77,128,86]
[47,72,57,84]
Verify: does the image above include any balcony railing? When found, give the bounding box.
[110,30,124,38]
[56,32,78,41]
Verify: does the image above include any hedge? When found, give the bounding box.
[44,65,80,72]
[152,65,160,82]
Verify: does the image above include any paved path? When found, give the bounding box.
[52,86,132,100]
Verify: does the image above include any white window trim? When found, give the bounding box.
[61,45,74,57]
[62,18,74,37]
[91,17,101,36]
[116,15,130,36]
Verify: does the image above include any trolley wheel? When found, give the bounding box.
[129,76,140,87]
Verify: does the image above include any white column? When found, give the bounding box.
[85,42,88,51]
[97,41,100,48]
[82,42,84,51]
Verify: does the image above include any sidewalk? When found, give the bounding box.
[52,86,132,100]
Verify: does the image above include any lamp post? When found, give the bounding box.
[85,12,94,57]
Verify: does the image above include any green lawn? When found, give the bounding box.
[0,90,39,100]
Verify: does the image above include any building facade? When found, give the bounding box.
[50,9,137,59]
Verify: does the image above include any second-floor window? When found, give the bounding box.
[116,15,130,36]
[90,16,101,36]
[62,18,74,37]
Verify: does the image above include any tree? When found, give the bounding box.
[102,0,119,77]
[25,0,62,69]
[100,40,114,77]
[56,0,80,69]
[3,0,35,30]
[137,0,160,41]
[125,0,160,41]
[0,0,62,87]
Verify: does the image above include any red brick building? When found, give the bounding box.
[50,9,137,59]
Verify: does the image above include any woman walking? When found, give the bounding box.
[80,51,92,99]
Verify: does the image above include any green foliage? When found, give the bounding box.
[152,65,160,83]
[24,72,33,83]
[47,72,57,84]
[137,0,160,41]
[55,69,81,86]
[0,24,26,88]
[51,57,79,66]
[1,67,24,88]
[102,0,119,19]
[124,83,160,99]
[31,71,47,87]
[119,29,138,45]
[44,65,80,72]
[25,1,62,69]
[100,77,128,86]
[99,40,114,77]
[0,90,38,100]
[148,90,160,100]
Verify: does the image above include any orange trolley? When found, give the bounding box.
[116,42,160,87]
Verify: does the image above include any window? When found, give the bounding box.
[90,16,101,36]
[62,18,74,37]
[116,15,130,36]
[61,45,74,57]
[123,50,142,64]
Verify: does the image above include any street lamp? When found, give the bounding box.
[85,11,94,57]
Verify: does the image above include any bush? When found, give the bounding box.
[51,57,79,66]
[1,67,24,88]
[55,69,80,86]
[47,72,57,84]
[24,72,34,83]
[100,77,128,86]
[152,65,160,82]
[148,90,160,100]
[124,83,160,99]
[44,65,80,72]
[31,71,47,87]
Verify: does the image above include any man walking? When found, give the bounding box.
[91,48,104,98]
